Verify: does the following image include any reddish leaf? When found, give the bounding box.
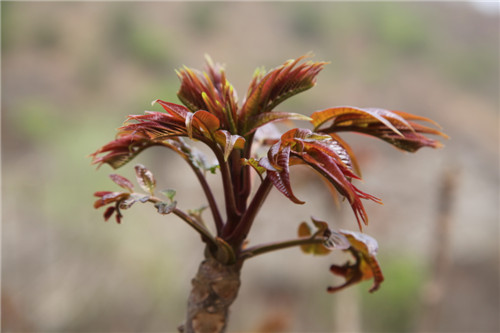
[115,208,123,224]
[328,133,362,177]
[257,156,279,172]
[328,230,384,293]
[311,106,411,136]
[214,130,245,161]
[275,145,303,203]
[103,206,116,221]
[90,134,157,169]
[240,55,326,133]
[153,100,191,120]
[93,191,130,209]
[109,174,134,192]
[264,128,380,229]
[266,141,283,171]
[312,106,447,152]
[243,112,312,136]
[267,170,305,204]
[176,66,210,112]
[264,142,304,204]
[176,57,238,132]
[193,110,221,135]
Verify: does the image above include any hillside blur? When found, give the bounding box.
[2,2,498,332]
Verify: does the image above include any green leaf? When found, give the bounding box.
[207,164,219,174]
[188,205,208,225]
[134,164,156,195]
[241,158,266,177]
[160,189,176,202]
[297,221,331,255]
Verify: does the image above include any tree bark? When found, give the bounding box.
[179,257,242,333]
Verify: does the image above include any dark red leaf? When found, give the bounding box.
[103,206,115,221]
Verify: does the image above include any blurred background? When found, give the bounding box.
[2,2,498,332]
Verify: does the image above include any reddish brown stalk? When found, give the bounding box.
[160,142,224,233]
[214,149,241,224]
[225,176,273,247]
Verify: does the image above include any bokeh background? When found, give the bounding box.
[2,2,499,332]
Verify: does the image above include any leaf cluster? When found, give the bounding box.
[91,55,446,293]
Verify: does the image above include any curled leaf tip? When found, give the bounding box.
[327,230,384,293]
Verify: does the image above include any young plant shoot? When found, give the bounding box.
[91,55,446,333]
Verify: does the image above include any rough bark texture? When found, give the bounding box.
[179,257,241,333]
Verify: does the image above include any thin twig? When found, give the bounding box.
[147,196,217,245]
[241,237,325,259]
[173,208,218,244]
[159,142,224,233]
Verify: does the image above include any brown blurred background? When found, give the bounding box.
[2,2,498,332]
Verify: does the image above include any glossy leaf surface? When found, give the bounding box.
[312,107,447,152]
[328,230,384,293]
[240,55,326,134]
[91,55,446,299]
[262,128,381,229]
